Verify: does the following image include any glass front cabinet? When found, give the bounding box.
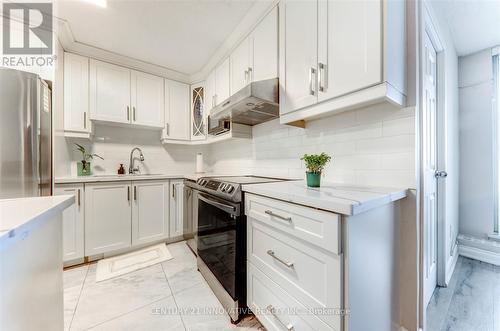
[191,82,206,141]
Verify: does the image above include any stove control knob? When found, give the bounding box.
[226,185,234,193]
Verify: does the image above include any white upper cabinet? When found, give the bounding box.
[191,82,206,141]
[89,59,131,124]
[230,36,252,95]
[131,71,164,128]
[64,53,90,137]
[279,0,406,124]
[163,79,190,141]
[252,6,278,82]
[280,0,318,114]
[132,180,169,246]
[205,70,216,115]
[318,0,381,101]
[215,57,231,106]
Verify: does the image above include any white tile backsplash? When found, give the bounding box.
[207,105,416,189]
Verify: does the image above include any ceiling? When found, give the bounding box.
[430,0,500,56]
[54,0,256,75]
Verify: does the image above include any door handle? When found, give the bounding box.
[172,184,175,199]
[127,106,130,121]
[309,67,316,96]
[77,189,81,206]
[266,305,294,331]
[83,112,87,129]
[244,70,248,84]
[267,250,294,268]
[127,186,130,201]
[247,67,252,83]
[166,123,169,136]
[133,106,136,121]
[435,170,448,178]
[134,186,137,201]
[318,62,327,92]
[265,210,292,222]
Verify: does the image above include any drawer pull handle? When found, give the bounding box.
[266,305,294,331]
[267,250,294,268]
[265,210,292,222]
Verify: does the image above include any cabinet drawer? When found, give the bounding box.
[245,193,340,254]
[248,262,335,331]
[248,220,342,330]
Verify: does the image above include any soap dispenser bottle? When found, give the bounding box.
[118,164,125,175]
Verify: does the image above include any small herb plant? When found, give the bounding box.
[301,152,332,174]
[75,143,103,170]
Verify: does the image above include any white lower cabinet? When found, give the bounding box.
[84,182,132,255]
[55,184,85,262]
[132,180,170,246]
[169,179,184,238]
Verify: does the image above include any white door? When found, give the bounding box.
[169,179,184,238]
[63,53,90,134]
[85,182,132,255]
[90,59,131,124]
[231,37,252,95]
[55,184,84,262]
[252,6,278,82]
[164,79,190,140]
[205,70,216,115]
[423,31,438,307]
[132,180,169,246]
[131,71,164,128]
[318,0,381,101]
[280,0,318,114]
[215,57,231,106]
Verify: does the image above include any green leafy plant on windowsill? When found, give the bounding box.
[301,152,332,187]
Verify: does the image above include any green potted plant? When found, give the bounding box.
[75,143,103,176]
[301,152,332,187]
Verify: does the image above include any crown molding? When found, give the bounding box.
[54,18,191,83]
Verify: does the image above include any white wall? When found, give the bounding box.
[54,125,208,178]
[207,104,416,189]
[458,48,495,238]
[427,0,460,283]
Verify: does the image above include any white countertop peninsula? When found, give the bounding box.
[242,180,407,216]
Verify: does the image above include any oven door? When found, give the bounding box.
[197,193,243,300]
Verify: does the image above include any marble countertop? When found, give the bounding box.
[55,172,254,184]
[0,195,74,243]
[242,180,407,216]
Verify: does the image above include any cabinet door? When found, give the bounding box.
[215,57,230,106]
[230,37,252,95]
[132,180,169,246]
[204,70,216,115]
[252,6,278,82]
[164,79,190,140]
[318,0,381,101]
[280,0,318,114]
[191,82,206,140]
[90,59,131,124]
[55,184,84,262]
[63,53,90,134]
[85,182,132,255]
[131,71,164,128]
[169,179,184,238]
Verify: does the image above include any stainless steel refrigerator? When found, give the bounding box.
[0,69,52,199]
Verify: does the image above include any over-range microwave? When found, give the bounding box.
[208,116,230,135]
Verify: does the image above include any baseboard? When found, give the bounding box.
[458,244,500,266]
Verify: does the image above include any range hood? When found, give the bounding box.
[209,78,279,126]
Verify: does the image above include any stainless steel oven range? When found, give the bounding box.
[185,176,283,323]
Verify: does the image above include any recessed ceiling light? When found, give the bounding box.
[81,0,107,8]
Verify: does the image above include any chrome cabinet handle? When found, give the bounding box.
[77,189,81,206]
[266,305,294,331]
[318,62,328,92]
[309,67,316,96]
[134,186,137,201]
[172,184,175,199]
[133,106,136,121]
[83,112,87,129]
[265,210,292,222]
[127,106,130,121]
[166,123,169,136]
[267,250,294,268]
[127,186,130,201]
[435,170,448,178]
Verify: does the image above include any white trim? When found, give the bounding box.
[458,245,500,267]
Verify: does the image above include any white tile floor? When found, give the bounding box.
[64,241,264,331]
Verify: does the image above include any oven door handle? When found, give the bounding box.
[198,193,236,214]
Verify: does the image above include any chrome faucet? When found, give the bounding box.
[129,147,145,174]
